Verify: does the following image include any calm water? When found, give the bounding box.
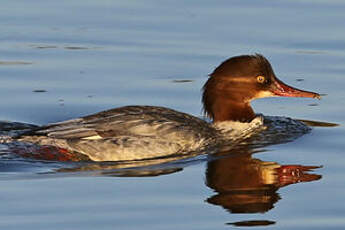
[0,0,345,229]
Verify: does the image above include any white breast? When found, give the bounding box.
[212,116,266,140]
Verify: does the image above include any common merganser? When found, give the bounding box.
[1,54,320,161]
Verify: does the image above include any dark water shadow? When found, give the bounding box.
[227,220,276,227]
[298,119,339,127]
[171,79,194,83]
[0,61,33,65]
[29,44,101,50]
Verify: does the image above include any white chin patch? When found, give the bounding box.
[255,91,275,98]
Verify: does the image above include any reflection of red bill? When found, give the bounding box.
[275,165,322,187]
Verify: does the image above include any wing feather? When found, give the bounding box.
[32,106,215,141]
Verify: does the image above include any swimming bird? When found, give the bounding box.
[3,54,320,161]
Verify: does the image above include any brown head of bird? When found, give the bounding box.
[202,54,320,122]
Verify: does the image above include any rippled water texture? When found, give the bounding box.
[0,0,345,229]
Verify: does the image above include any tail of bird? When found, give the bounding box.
[0,121,39,144]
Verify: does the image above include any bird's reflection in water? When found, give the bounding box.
[199,117,326,223]
[204,149,321,227]
[206,151,321,214]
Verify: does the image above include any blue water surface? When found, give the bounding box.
[0,0,344,229]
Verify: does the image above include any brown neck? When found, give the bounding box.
[211,99,256,123]
[202,76,256,123]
